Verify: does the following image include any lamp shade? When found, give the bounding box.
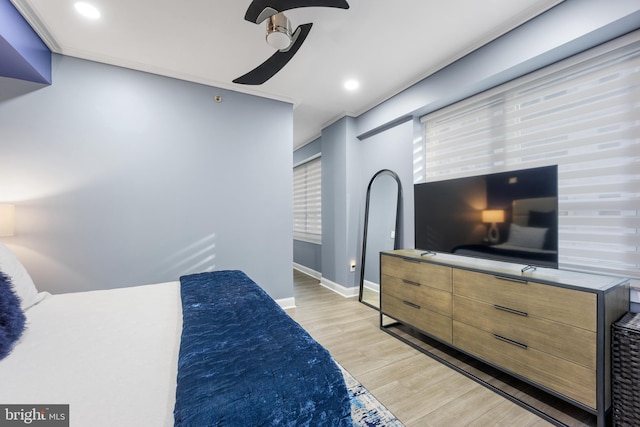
[0,204,15,236]
[482,209,505,224]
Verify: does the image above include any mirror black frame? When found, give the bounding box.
[358,169,402,310]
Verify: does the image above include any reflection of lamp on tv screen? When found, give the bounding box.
[482,209,505,244]
[414,165,558,268]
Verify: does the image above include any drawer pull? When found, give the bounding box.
[493,304,528,317]
[493,334,528,350]
[402,279,421,287]
[403,258,421,264]
[493,275,528,285]
[402,300,421,310]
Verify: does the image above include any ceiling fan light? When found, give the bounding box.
[266,13,292,50]
[74,2,101,19]
[344,79,360,91]
[266,32,292,50]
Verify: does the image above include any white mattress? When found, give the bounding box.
[0,281,182,427]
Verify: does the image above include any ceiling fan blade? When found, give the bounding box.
[245,0,349,24]
[233,23,312,85]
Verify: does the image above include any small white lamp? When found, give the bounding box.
[482,209,505,244]
[0,204,15,237]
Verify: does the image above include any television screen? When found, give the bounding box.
[414,165,558,268]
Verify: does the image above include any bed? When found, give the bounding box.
[453,197,558,267]
[0,243,352,426]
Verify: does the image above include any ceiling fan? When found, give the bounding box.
[233,0,350,85]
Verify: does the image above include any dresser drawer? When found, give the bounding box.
[453,321,596,409]
[382,274,452,317]
[453,295,596,369]
[382,293,452,343]
[381,255,452,292]
[453,269,597,331]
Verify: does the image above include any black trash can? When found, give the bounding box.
[612,311,640,426]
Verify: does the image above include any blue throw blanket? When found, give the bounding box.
[174,270,352,426]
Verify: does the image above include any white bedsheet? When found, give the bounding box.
[0,281,182,427]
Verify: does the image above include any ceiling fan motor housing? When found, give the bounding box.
[266,13,293,50]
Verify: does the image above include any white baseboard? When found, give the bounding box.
[293,263,359,299]
[363,280,379,293]
[320,277,358,298]
[276,297,296,310]
[293,263,321,280]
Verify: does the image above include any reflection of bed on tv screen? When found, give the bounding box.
[414,165,558,268]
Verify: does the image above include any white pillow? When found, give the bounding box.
[0,242,46,310]
[506,223,548,250]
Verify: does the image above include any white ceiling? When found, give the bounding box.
[11,0,563,149]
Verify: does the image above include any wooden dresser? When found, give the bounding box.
[380,249,629,427]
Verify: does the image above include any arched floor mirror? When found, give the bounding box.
[359,169,402,310]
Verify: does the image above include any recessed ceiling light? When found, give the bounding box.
[344,79,360,91]
[74,2,101,20]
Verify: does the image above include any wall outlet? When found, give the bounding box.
[350,262,356,272]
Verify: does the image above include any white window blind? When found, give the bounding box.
[419,31,640,279]
[293,157,322,244]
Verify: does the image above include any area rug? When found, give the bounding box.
[339,364,405,427]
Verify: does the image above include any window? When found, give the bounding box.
[418,32,640,279]
[293,156,322,244]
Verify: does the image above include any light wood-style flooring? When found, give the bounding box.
[286,270,553,427]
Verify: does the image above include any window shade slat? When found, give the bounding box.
[293,157,322,243]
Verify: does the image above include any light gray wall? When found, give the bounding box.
[293,137,320,165]
[320,117,360,288]
[357,120,415,251]
[0,54,294,300]
[293,240,321,273]
[357,120,415,286]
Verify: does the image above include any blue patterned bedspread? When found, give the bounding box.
[174,270,352,426]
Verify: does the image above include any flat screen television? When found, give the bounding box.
[414,165,558,268]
